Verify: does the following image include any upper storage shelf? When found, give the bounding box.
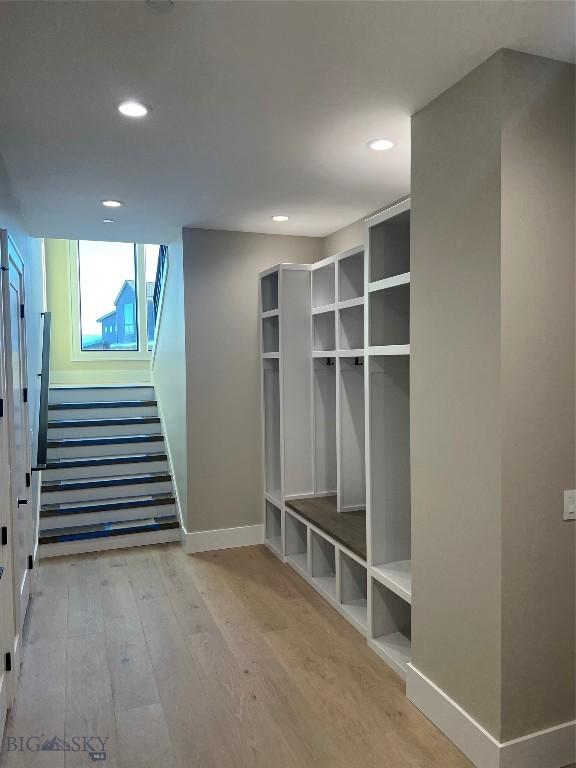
[338,249,364,302]
[312,263,335,309]
[261,270,279,313]
[369,208,410,284]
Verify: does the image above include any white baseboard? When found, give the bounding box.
[407,664,576,768]
[182,524,264,554]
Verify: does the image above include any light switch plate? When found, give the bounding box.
[563,490,576,520]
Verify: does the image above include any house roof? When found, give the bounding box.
[96,310,116,324]
[113,279,136,308]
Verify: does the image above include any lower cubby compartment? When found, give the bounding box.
[339,550,367,631]
[370,577,411,679]
[264,499,282,555]
[310,530,336,600]
[285,511,308,574]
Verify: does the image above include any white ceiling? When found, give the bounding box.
[0,1,573,243]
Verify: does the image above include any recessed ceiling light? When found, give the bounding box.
[101,199,123,208]
[272,215,289,222]
[367,138,395,151]
[103,219,114,223]
[118,100,149,118]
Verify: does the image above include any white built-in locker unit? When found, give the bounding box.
[259,197,411,680]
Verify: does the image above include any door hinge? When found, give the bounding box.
[4,652,11,673]
[28,555,33,570]
[19,303,24,319]
[1,526,7,546]
[25,472,31,487]
[22,387,27,403]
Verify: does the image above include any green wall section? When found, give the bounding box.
[45,239,151,385]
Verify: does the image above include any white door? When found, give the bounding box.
[0,264,15,743]
[1,232,31,671]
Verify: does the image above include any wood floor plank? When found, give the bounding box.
[67,556,103,639]
[115,703,176,768]
[98,552,139,623]
[124,550,166,601]
[64,633,117,767]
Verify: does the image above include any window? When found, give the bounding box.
[73,240,162,359]
[78,241,138,351]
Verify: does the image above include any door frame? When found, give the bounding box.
[0,230,32,698]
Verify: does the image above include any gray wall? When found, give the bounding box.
[499,50,575,739]
[151,240,188,529]
[411,49,575,741]
[322,217,364,259]
[182,228,322,533]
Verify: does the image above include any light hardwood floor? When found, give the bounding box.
[0,543,472,768]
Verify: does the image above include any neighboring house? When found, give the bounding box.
[97,280,155,349]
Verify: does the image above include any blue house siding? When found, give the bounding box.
[97,280,155,350]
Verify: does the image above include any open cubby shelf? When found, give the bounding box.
[369,354,410,568]
[340,551,368,630]
[261,270,279,312]
[262,358,281,498]
[265,500,282,555]
[285,511,308,574]
[338,250,364,302]
[369,208,410,283]
[262,314,279,354]
[313,311,336,353]
[370,578,411,678]
[312,263,335,309]
[369,282,410,348]
[339,304,364,351]
[339,358,365,511]
[371,560,411,604]
[311,530,337,600]
[313,360,337,495]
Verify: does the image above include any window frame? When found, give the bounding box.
[69,240,152,361]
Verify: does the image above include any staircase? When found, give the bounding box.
[39,385,180,556]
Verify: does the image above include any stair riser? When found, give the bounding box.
[40,504,177,530]
[47,440,165,459]
[48,405,158,420]
[49,387,155,404]
[42,459,169,482]
[40,528,180,558]
[48,422,160,439]
[42,480,173,503]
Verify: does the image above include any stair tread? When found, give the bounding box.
[39,515,179,544]
[49,400,157,410]
[48,434,164,447]
[41,493,175,515]
[48,416,160,428]
[42,472,171,492]
[45,453,167,469]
